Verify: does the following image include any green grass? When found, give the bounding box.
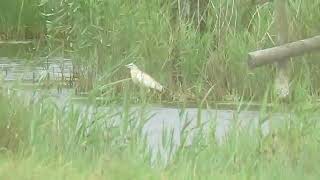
[37,0,320,103]
[0,90,320,179]
[0,0,45,39]
[1,0,320,103]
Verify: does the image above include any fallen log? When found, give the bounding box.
[248,35,320,68]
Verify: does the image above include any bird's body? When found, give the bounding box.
[125,63,164,92]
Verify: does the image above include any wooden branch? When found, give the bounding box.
[248,35,320,68]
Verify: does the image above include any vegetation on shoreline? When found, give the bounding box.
[0,88,319,179]
[1,0,320,103]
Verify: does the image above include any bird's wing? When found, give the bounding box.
[136,71,163,91]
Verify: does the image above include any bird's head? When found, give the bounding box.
[125,63,138,69]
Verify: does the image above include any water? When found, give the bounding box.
[0,57,73,82]
[0,57,288,166]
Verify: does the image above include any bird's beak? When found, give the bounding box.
[125,64,130,68]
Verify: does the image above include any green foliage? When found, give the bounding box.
[0,94,319,179]
[0,0,45,39]
[1,0,319,102]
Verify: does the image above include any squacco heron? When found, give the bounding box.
[125,63,164,92]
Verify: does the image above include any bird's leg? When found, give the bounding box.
[139,87,147,103]
[158,91,161,101]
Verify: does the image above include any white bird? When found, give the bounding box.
[125,63,164,92]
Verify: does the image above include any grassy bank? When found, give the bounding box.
[38,0,320,103]
[1,0,320,103]
[0,86,320,179]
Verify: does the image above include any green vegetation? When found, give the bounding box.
[0,88,320,179]
[1,0,320,179]
[1,0,320,102]
[41,0,320,103]
[0,0,45,39]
